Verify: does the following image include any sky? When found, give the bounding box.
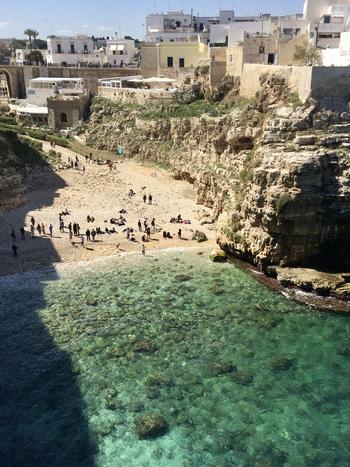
[0,0,304,41]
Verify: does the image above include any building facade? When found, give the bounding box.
[145,10,234,43]
[141,41,209,78]
[304,0,350,48]
[46,35,101,66]
[105,38,137,67]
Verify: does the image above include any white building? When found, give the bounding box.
[212,14,306,47]
[26,77,85,106]
[145,9,234,43]
[46,35,101,66]
[304,0,350,48]
[105,38,137,66]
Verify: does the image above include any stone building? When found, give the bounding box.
[47,93,90,130]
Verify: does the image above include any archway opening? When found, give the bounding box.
[60,112,68,123]
[0,71,11,98]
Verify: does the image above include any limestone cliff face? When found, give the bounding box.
[81,98,350,269]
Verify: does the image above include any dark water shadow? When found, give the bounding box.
[0,167,96,466]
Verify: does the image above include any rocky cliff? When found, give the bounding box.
[79,86,350,272]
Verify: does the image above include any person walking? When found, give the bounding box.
[178,229,182,239]
[73,223,77,236]
[37,224,42,236]
[143,194,147,203]
[12,244,18,258]
[49,223,53,237]
[41,223,46,235]
[146,227,151,239]
[31,216,35,227]
[69,230,73,244]
[148,194,153,205]
[86,229,91,241]
[81,235,85,248]
[141,244,145,256]
[138,220,142,231]
[30,224,35,238]
[91,229,96,242]
[76,223,80,235]
[151,218,155,232]
[68,222,72,235]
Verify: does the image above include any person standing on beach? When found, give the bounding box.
[31,216,35,227]
[178,229,182,239]
[138,220,142,231]
[151,218,155,232]
[37,224,42,236]
[91,229,96,242]
[86,229,91,241]
[49,224,53,237]
[69,230,73,244]
[20,227,25,240]
[142,244,145,256]
[149,194,153,205]
[41,223,45,235]
[143,194,147,203]
[12,244,18,257]
[10,229,16,242]
[30,224,35,238]
[68,222,72,235]
[81,235,85,248]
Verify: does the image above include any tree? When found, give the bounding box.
[294,40,323,66]
[25,50,44,65]
[24,29,39,48]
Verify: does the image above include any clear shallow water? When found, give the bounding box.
[0,250,349,467]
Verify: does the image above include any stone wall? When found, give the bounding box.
[47,94,90,129]
[98,87,177,105]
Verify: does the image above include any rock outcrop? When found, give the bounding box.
[79,94,350,274]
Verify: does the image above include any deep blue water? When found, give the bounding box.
[0,250,349,466]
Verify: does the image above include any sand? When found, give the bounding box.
[0,142,217,277]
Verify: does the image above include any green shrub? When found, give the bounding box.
[0,115,17,126]
[46,134,70,147]
[276,194,291,214]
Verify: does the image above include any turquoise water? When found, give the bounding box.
[0,250,349,466]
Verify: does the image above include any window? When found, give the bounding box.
[176,21,181,28]
[70,44,75,54]
[84,44,88,54]
[167,56,173,68]
[113,50,116,55]
[324,15,331,24]
[334,33,341,38]
[259,45,265,54]
[60,112,68,123]
[179,58,185,68]
[57,44,62,54]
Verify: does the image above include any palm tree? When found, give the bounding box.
[24,29,39,49]
[32,30,39,48]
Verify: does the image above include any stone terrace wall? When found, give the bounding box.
[98,87,177,105]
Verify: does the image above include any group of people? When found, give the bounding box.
[9,185,188,258]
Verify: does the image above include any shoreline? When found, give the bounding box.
[1,242,349,313]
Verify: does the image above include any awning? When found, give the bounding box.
[117,44,125,51]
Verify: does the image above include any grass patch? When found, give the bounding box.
[69,140,116,162]
[276,194,291,214]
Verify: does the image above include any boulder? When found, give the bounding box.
[192,230,208,243]
[210,361,237,376]
[135,414,169,439]
[231,370,254,385]
[133,339,158,354]
[209,249,227,263]
[268,356,294,372]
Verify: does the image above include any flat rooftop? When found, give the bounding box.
[30,77,84,83]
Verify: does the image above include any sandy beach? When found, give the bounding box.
[0,142,217,277]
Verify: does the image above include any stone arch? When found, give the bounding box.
[0,69,12,98]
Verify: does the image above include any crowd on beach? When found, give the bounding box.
[9,192,189,259]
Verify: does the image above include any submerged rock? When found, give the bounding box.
[174,274,192,282]
[134,339,158,354]
[268,356,294,372]
[209,249,227,263]
[231,370,254,385]
[86,297,98,306]
[210,361,237,376]
[135,414,169,439]
[145,372,174,388]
